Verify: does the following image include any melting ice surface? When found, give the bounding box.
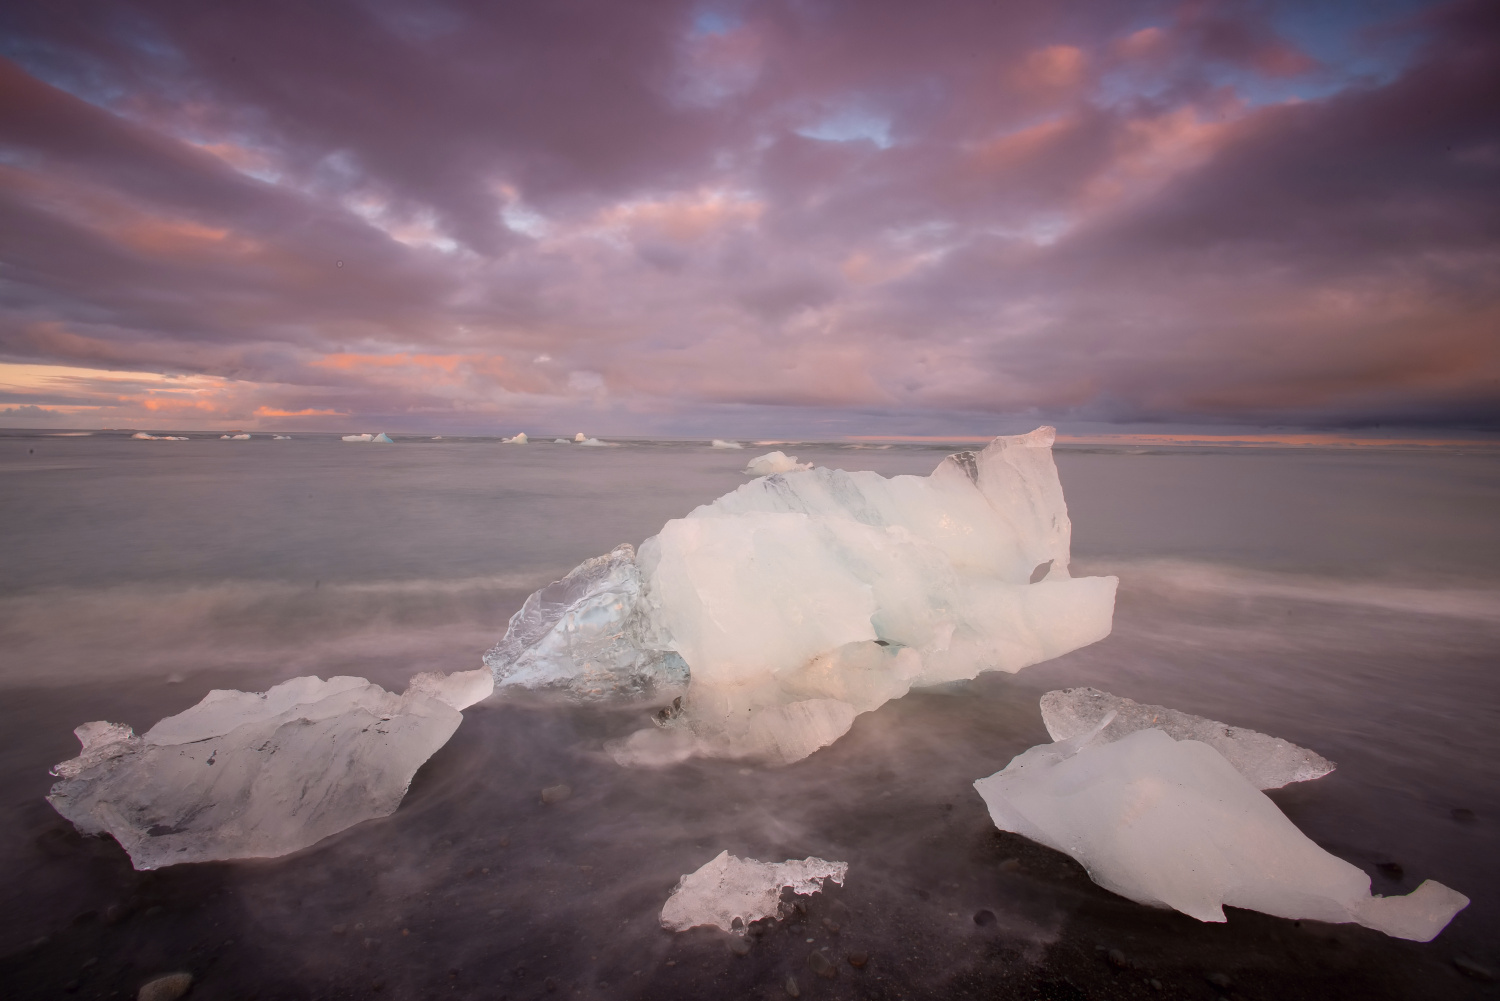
[974,721,1469,941]
[1041,687,1335,789]
[659,850,848,933]
[46,669,493,870]
[485,428,1118,764]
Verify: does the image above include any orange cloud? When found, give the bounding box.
[1011,45,1086,90]
[254,406,346,417]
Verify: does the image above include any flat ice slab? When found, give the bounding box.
[974,726,1468,941]
[1040,687,1335,789]
[47,669,493,869]
[660,850,848,932]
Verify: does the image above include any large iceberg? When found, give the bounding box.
[660,851,848,932]
[1041,687,1335,789]
[974,723,1468,942]
[47,669,493,869]
[486,428,1118,764]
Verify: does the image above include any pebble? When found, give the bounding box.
[541,784,572,804]
[1454,956,1496,982]
[137,972,193,1001]
[808,950,836,979]
[1149,978,1163,990]
[973,909,996,927]
[1108,949,1133,970]
[822,917,840,933]
[784,975,801,997]
[1206,971,1233,989]
[998,857,1022,873]
[847,951,869,969]
[331,924,346,935]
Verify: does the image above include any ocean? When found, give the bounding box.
[2,429,1497,1000]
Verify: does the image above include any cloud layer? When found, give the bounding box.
[1,0,1496,433]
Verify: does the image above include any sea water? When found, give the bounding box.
[1,430,1496,999]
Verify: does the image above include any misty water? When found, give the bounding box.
[2,430,1497,1000]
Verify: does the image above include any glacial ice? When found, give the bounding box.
[341,434,373,442]
[372,432,394,443]
[660,850,848,932]
[574,433,586,442]
[487,427,1117,764]
[273,435,292,440]
[711,439,744,449]
[973,725,1469,941]
[483,544,688,701]
[1041,688,1335,789]
[46,668,493,869]
[578,437,607,447]
[503,433,528,444]
[744,451,812,475]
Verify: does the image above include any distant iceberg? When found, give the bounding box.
[47,669,493,869]
[578,437,608,447]
[342,434,373,442]
[710,439,743,449]
[974,720,1468,942]
[486,428,1118,764]
[744,450,811,475]
[574,433,587,442]
[503,432,528,444]
[273,435,292,440]
[372,432,393,443]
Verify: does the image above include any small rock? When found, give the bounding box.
[728,937,750,956]
[822,917,840,933]
[1376,862,1404,880]
[1206,971,1233,989]
[973,909,996,927]
[331,924,346,935]
[142,905,165,918]
[998,858,1022,873]
[1108,949,1131,970]
[847,951,869,968]
[541,784,572,804]
[1453,956,1495,982]
[784,975,801,997]
[137,972,193,1001]
[1149,979,1163,991]
[1451,808,1478,823]
[808,950,836,979]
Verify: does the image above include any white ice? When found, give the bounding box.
[488,427,1116,765]
[574,433,586,442]
[660,850,848,932]
[131,432,155,440]
[342,434,373,442]
[578,437,607,447]
[229,434,250,440]
[273,435,292,440]
[1041,687,1335,789]
[372,432,394,443]
[710,439,744,449]
[503,433,528,444]
[744,451,812,475]
[973,725,1468,942]
[47,668,493,870]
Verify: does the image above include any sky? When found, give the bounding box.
[0,0,1496,436]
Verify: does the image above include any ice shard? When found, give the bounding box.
[1040,687,1335,789]
[974,726,1468,942]
[491,428,1117,764]
[660,850,848,932]
[46,669,493,869]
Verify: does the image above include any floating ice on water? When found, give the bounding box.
[432,435,444,440]
[578,437,607,447]
[1041,687,1335,789]
[744,451,812,475]
[488,428,1116,764]
[342,434,374,442]
[131,432,155,440]
[46,668,493,869]
[710,439,744,449]
[554,438,570,443]
[372,432,394,443]
[574,433,586,442]
[503,433,528,444]
[660,850,848,932]
[228,433,250,440]
[483,544,687,701]
[973,725,1468,941]
[273,435,292,440]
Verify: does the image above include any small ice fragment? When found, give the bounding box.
[1040,688,1335,789]
[574,432,586,442]
[342,434,373,442]
[554,438,570,444]
[578,437,607,447]
[273,435,291,440]
[744,451,812,475]
[230,433,250,440]
[371,432,393,443]
[973,727,1469,941]
[46,669,492,870]
[431,435,443,440]
[711,439,744,449]
[503,432,528,444]
[660,850,848,932]
[131,432,157,440]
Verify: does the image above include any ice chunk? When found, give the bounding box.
[483,544,688,701]
[131,432,157,440]
[371,432,393,443]
[503,432,528,444]
[710,439,744,449]
[432,435,443,440]
[744,451,812,475]
[1041,688,1335,789]
[574,433,586,442]
[342,434,373,442]
[660,850,848,932]
[273,435,291,439]
[46,669,493,870]
[554,438,570,443]
[973,727,1468,942]
[578,437,608,447]
[498,428,1115,765]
